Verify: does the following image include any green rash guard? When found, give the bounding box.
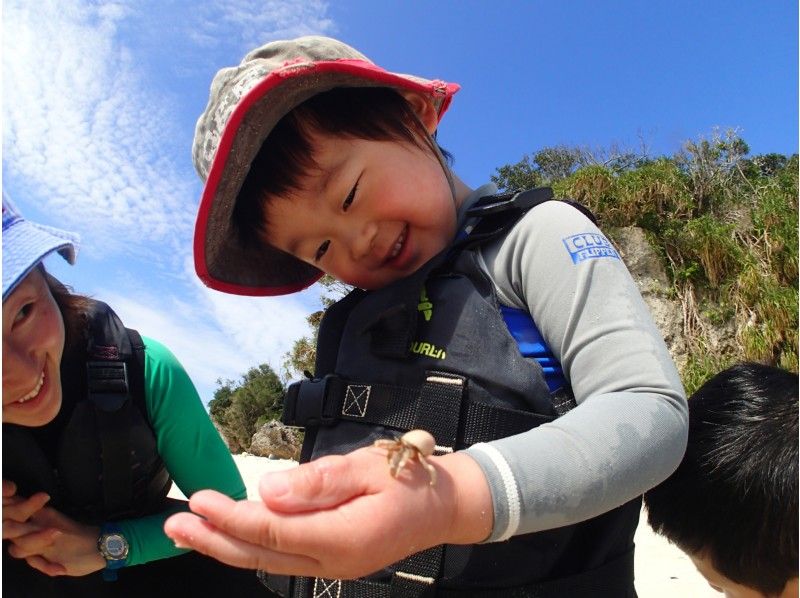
[114,337,246,566]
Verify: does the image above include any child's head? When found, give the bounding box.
[192,36,460,296]
[644,363,799,597]
[235,86,457,290]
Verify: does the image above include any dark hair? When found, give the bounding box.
[644,362,799,594]
[235,86,450,248]
[41,265,92,354]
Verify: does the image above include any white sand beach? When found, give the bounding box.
[172,454,716,597]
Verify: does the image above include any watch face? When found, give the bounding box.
[102,533,129,560]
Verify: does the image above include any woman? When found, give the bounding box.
[2,195,266,596]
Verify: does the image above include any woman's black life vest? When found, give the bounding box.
[265,189,641,598]
[2,300,172,524]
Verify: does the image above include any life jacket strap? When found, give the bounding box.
[413,372,464,450]
[87,360,133,517]
[390,544,445,597]
[453,187,554,253]
[261,545,634,597]
[283,374,554,450]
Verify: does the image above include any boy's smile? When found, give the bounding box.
[265,129,464,290]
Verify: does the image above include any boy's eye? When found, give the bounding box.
[342,182,358,212]
[315,240,330,262]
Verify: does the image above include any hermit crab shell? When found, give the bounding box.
[402,429,435,456]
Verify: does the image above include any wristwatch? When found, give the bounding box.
[97,524,129,581]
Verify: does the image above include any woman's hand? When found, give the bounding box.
[6,501,105,577]
[164,447,492,580]
[2,479,52,541]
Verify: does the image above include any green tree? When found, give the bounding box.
[282,312,322,379]
[282,275,351,380]
[492,154,542,190]
[492,130,798,393]
[208,379,234,428]
[209,363,285,453]
[492,144,646,191]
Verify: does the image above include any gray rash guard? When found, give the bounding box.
[461,184,688,543]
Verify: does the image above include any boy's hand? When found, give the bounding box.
[164,447,492,580]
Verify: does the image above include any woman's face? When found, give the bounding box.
[2,268,65,426]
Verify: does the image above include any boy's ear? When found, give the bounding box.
[399,91,439,135]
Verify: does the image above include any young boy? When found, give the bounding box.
[165,36,688,597]
[645,363,798,598]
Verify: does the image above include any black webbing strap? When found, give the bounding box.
[380,375,465,597]
[272,545,633,598]
[389,545,445,597]
[283,574,437,598]
[125,328,150,427]
[412,372,464,449]
[460,401,552,446]
[435,547,636,597]
[273,543,445,598]
[87,361,133,515]
[452,188,554,254]
[283,376,553,449]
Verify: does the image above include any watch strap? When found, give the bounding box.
[98,523,129,581]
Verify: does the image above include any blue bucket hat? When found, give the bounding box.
[2,193,80,301]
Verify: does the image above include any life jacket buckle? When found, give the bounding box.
[283,374,339,427]
[465,187,554,218]
[86,361,129,411]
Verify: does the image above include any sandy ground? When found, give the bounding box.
[172,454,716,597]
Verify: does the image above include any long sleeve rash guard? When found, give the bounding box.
[462,184,688,543]
[116,337,246,566]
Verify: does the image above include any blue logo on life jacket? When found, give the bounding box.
[562,233,620,264]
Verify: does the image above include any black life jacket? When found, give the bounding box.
[266,189,641,598]
[2,300,172,524]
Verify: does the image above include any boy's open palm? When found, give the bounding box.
[164,447,492,579]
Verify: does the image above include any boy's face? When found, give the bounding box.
[265,130,460,290]
[689,552,798,598]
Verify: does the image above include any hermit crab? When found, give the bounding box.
[374,429,437,486]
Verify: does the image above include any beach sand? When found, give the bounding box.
[171,454,716,597]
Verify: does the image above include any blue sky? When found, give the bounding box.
[3,1,797,405]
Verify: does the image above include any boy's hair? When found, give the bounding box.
[644,362,798,594]
[235,86,446,249]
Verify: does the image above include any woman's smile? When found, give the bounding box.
[3,268,65,426]
[16,370,45,404]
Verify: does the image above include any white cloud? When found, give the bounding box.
[3,0,336,265]
[189,0,335,54]
[3,0,336,404]
[95,253,320,404]
[101,283,315,404]
[3,0,195,264]
[202,288,313,370]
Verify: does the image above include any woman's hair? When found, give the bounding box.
[41,265,93,353]
[645,362,799,594]
[235,86,450,248]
